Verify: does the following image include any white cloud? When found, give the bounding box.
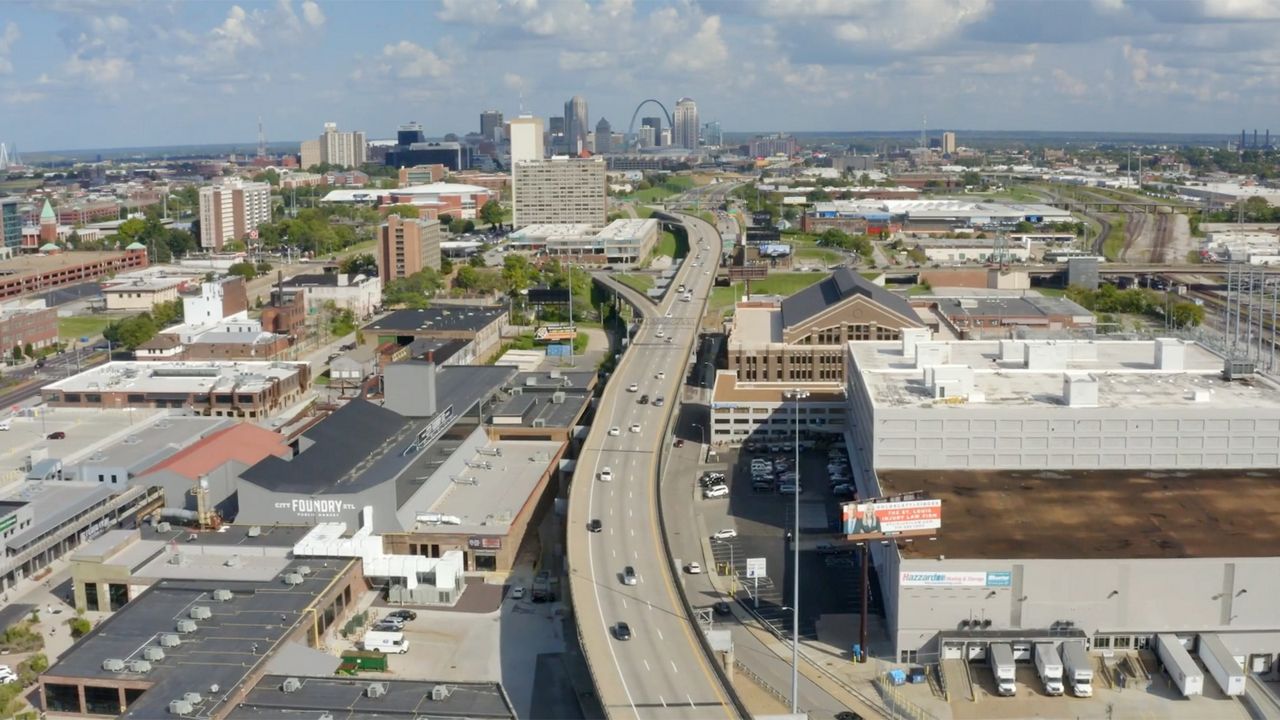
[559,50,612,71]
[0,21,18,74]
[63,53,133,84]
[1052,68,1089,98]
[381,40,450,79]
[301,1,325,27]
[663,15,728,73]
[503,72,526,92]
[209,5,261,55]
[1197,0,1280,20]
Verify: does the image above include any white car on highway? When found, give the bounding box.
[627,383,639,392]
[655,371,665,379]
[629,423,642,433]
[711,528,738,540]
[684,562,702,574]
[599,467,613,482]
[608,427,621,436]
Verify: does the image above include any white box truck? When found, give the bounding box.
[1197,634,1245,696]
[1034,643,1065,696]
[1061,641,1094,698]
[362,630,410,654]
[1156,633,1204,697]
[988,643,1016,696]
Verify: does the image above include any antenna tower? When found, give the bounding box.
[921,114,927,149]
[256,116,266,159]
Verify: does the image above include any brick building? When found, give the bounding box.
[0,250,149,301]
[0,301,58,354]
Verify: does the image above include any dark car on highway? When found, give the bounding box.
[614,622,632,641]
[47,431,66,440]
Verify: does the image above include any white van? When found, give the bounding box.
[362,630,410,654]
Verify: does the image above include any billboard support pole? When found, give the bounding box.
[859,542,869,663]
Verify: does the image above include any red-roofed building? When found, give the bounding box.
[135,423,291,521]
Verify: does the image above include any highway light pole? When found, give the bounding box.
[785,388,809,714]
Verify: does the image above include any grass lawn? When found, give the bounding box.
[795,246,844,266]
[636,205,655,219]
[653,230,687,259]
[1102,215,1126,261]
[615,274,654,294]
[1033,286,1069,297]
[707,271,826,317]
[58,315,114,341]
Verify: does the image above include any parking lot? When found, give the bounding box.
[689,430,884,642]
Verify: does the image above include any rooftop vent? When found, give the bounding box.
[366,682,387,699]
[297,565,312,576]
[431,685,453,701]
[189,606,211,620]
[127,659,152,674]
[143,646,166,662]
[168,700,193,716]
[183,692,202,704]
[224,555,240,568]
[281,677,302,693]
[156,521,172,532]
[176,619,198,633]
[102,658,126,672]
[212,589,233,602]
[1063,373,1099,408]
[247,526,262,537]
[159,633,182,647]
[318,714,334,720]
[283,572,304,586]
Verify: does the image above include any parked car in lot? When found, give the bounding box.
[510,586,526,600]
[387,609,417,621]
[703,484,729,499]
[711,528,738,540]
[779,484,802,495]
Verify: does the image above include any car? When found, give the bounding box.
[608,426,621,436]
[665,310,673,318]
[655,371,665,379]
[752,481,774,492]
[779,484,802,495]
[684,562,702,574]
[655,329,665,338]
[47,431,66,440]
[589,519,603,533]
[703,485,729,499]
[622,566,638,586]
[665,337,673,343]
[638,394,649,405]
[510,586,526,600]
[0,420,9,431]
[387,609,417,621]
[835,713,865,720]
[599,467,614,482]
[627,383,639,392]
[653,396,665,407]
[372,621,402,632]
[713,601,732,616]
[378,615,406,627]
[629,423,641,433]
[614,622,633,641]
[673,438,685,448]
[711,528,738,540]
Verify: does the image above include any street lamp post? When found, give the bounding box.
[784,388,810,714]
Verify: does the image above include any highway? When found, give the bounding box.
[567,213,740,719]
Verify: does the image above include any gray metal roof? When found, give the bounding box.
[365,306,505,335]
[779,268,917,329]
[227,675,515,719]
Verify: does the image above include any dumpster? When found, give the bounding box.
[340,651,389,672]
[887,669,907,686]
[909,667,927,684]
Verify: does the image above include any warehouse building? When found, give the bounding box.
[364,305,507,363]
[842,336,1280,671]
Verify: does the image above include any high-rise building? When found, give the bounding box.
[564,96,589,156]
[702,121,723,148]
[641,117,663,147]
[942,131,957,155]
[508,115,545,166]
[674,97,699,150]
[318,122,367,168]
[660,128,672,147]
[398,122,426,147]
[548,116,565,154]
[480,110,504,142]
[300,139,321,170]
[594,118,612,154]
[0,196,20,251]
[198,179,272,250]
[379,214,443,283]
[512,156,607,228]
[749,133,797,158]
[638,126,657,148]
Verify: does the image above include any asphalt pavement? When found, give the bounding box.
[567,215,738,719]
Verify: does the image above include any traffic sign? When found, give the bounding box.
[745,557,766,579]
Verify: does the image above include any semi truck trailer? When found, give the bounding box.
[1061,641,1094,698]
[988,643,1016,696]
[1034,643,1065,696]
[1197,634,1245,696]
[1156,633,1204,697]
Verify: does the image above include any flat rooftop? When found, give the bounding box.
[44,558,357,720]
[851,339,1280,410]
[881,468,1280,560]
[414,439,562,535]
[730,305,783,345]
[227,675,515,719]
[0,408,167,471]
[711,371,845,404]
[596,218,658,239]
[365,306,505,335]
[43,360,307,396]
[0,250,134,281]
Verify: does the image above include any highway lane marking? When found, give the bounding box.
[687,694,695,708]
[630,528,634,537]
[659,695,668,708]
[643,659,650,671]
[657,628,664,641]
[622,599,628,608]
[670,660,678,673]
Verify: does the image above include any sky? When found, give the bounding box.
[2,0,1280,152]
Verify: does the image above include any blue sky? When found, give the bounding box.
[2,0,1279,151]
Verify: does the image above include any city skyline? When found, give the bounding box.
[2,1,1280,152]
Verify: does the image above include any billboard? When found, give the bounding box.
[900,571,1010,588]
[841,498,941,540]
[534,325,576,343]
[528,286,571,305]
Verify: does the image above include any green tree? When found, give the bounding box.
[22,343,33,358]
[961,170,982,188]
[10,346,22,362]
[479,199,504,227]
[69,617,92,639]
[469,253,486,267]
[440,256,454,275]
[227,262,258,281]
[1171,302,1205,328]
[383,269,444,308]
[340,253,379,276]
[454,265,482,289]
[448,219,467,234]
[252,169,280,186]
[438,213,455,227]
[1014,220,1036,233]
[383,204,420,219]
[501,254,534,292]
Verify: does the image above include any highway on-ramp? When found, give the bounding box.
[567,213,740,719]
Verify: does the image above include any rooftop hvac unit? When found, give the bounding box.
[127,660,153,674]
[156,521,172,532]
[247,526,262,537]
[159,633,182,647]
[551,392,565,404]
[176,619,198,633]
[143,646,166,662]
[1224,358,1255,381]
[297,565,312,576]
[281,677,302,693]
[224,555,240,568]
[212,589,233,602]
[183,691,203,704]
[102,658,126,672]
[283,572,304,586]
[318,714,334,720]
[531,418,546,428]
[366,682,387,699]
[168,700,193,716]
[431,685,453,701]
[189,606,211,620]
